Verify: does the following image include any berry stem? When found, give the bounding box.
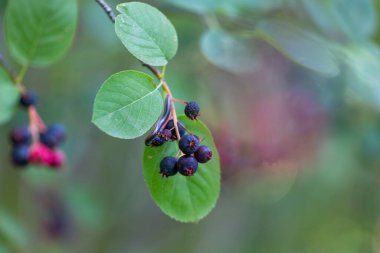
[0,53,25,92]
[95,0,182,140]
[172,98,187,105]
[28,106,46,143]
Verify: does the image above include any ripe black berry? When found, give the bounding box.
[159,129,172,141]
[185,101,200,120]
[177,155,198,176]
[40,124,67,148]
[194,145,212,163]
[179,134,200,155]
[20,90,38,107]
[159,156,178,177]
[10,126,32,145]
[151,135,165,146]
[12,145,29,166]
[165,119,186,139]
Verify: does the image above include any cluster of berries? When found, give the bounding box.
[147,100,213,177]
[160,134,212,177]
[9,91,66,169]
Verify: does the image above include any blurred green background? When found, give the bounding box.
[1,0,380,252]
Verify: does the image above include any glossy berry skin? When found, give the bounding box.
[194,145,212,163]
[179,134,200,155]
[20,90,38,107]
[159,129,172,141]
[185,101,200,120]
[165,120,186,139]
[12,145,29,166]
[40,124,66,148]
[10,126,32,145]
[159,156,178,177]
[177,155,198,176]
[151,135,165,146]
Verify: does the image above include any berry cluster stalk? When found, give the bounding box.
[94,0,182,140]
[0,53,45,143]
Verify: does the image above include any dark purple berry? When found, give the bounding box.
[179,134,200,155]
[48,124,66,143]
[159,129,172,141]
[20,90,37,107]
[159,156,178,177]
[40,124,67,148]
[151,135,165,146]
[12,145,29,166]
[194,145,212,163]
[10,126,32,145]
[177,155,198,176]
[185,101,200,120]
[165,120,186,139]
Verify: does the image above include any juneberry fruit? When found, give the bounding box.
[177,155,198,176]
[49,150,65,168]
[159,156,178,177]
[40,124,66,148]
[12,145,29,166]
[184,101,200,120]
[165,119,186,139]
[20,90,38,107]
[159,129,172,141]
[194,145,212,163]
[179,134,200,155]
[48,124,66,143]
[151,135,165,146]
[28,143,53,166]
[10,126,32,145]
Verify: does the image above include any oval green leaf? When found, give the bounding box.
[5,0,77,67]
[92,70,163,139]
[255,19,339,77]
[303,0,377,41]
[201,29,258,73]
[115,2,178,66]
[0,67,19,125]
[343,43,380,110]
[143,116,220,222]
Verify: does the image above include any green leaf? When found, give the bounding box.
[115,2,178,66]
[92,70,163,139]
[255,19,339,77]
[343,43,380,110]
[0,210,28,247]
[0,68,19,125]
[143,116,220,222]
[200,29,257,73]
[303,0,377,41]
[5,0,77,67]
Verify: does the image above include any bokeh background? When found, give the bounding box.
[1,0,380,252]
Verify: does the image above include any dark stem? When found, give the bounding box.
[95,0,116,23]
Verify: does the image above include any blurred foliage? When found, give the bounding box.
[0,0,380,252]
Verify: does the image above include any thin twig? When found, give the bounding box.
[95,0,116,23]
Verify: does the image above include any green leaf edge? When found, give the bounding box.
[114,1,178,66]
[4,0,78,67]
[91,69,162,139]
